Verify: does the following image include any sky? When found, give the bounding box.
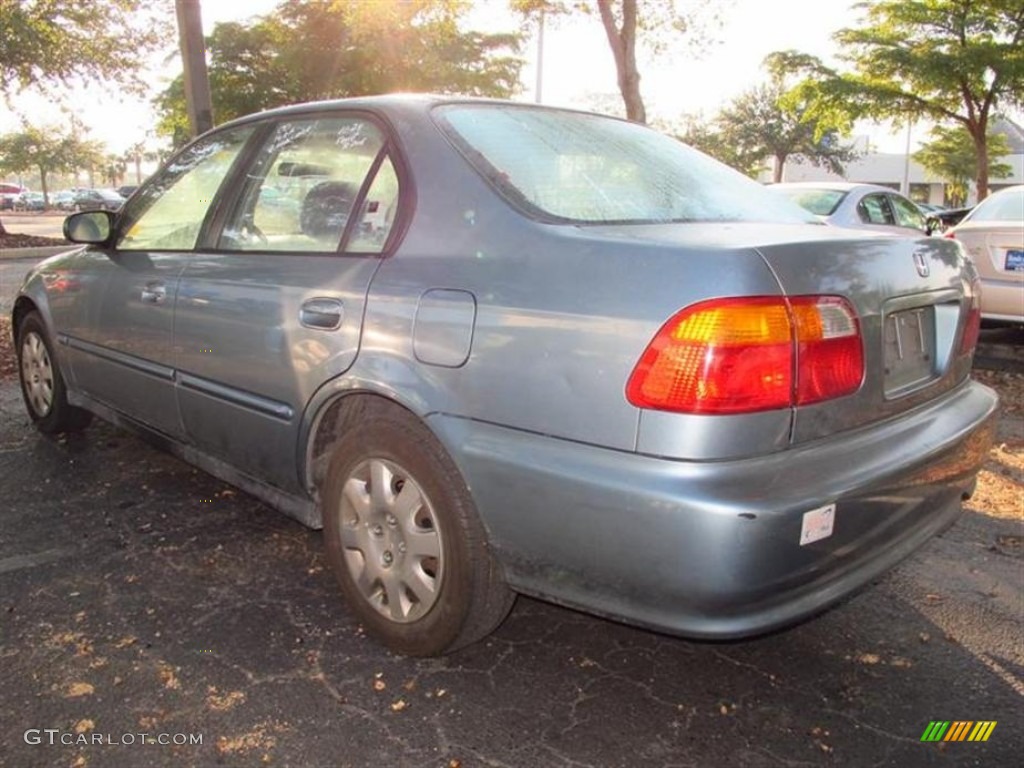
[0,0,981,158]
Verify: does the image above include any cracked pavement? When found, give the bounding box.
[1,378,1021,768]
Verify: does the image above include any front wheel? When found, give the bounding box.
[322,402,514,656]
[16,311,92,434]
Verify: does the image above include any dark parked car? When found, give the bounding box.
[926,206,973,233]
[13,96,997,656]
[116,184,139,199]
[72,188,125,212]
[13,191,45,211]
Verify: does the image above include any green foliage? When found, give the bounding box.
[790,0,1024,197]
[913,124,1013,204]
[156,0,524,146]
[674,117,766,178]
[676,53,856,181]
[0,126,103,202]
[716,81,856,182]
[0,0,170,96]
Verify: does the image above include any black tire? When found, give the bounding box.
[16,311,92,434]
[322,401,514,656]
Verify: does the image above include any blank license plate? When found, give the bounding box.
[883,307,936,396]
[1005,249,1024,272]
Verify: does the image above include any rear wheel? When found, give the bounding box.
[16,311,92,434]
[322,401,514,656]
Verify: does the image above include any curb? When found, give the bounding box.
[0,245,78,261]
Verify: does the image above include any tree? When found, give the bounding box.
[156,0,524,147]
[795,0,1024,200]
[0,128,103,207]
[513,1,727,124]
[674,117,767,178]
[913,125,1013,206]
[0,0,170,234]
[717,64,857,183]
[0,0,170,96]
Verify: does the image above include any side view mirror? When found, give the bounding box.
[64,211,114,245]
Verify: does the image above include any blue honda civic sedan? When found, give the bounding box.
[13,96,997,655]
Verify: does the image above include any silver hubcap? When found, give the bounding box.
[338,459,443,623]
[21,332,54,417]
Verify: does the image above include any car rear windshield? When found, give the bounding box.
[967,188,1024,222]
[774,187,847,216]
[434,104,816,225]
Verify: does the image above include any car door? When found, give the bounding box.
[173,113,404,493]
[64,126,256,437]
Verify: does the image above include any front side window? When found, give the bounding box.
[219,117,390,253]
[435,104,815,225]
[889,195,926,230]
[117,127,254,251]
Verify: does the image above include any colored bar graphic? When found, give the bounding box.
[921,720,996,742]
[944,721,972,741]
[921,721,950,742]
[968,722,997,742]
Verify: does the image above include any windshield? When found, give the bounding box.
[773,187,847,217]
[435,104,816,226]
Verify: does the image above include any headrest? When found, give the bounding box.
[300,181,356,242]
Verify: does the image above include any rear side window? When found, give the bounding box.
[776,188,846,216]
[967,188,1024,222]
[435,104,815,225]
[218,117,392,253]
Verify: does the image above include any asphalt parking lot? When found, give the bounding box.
[1,247,1022,767]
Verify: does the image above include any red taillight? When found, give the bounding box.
[944,230,956,239]
[626,296,863,415]
[790,297,864,405]
[959,279,982,355]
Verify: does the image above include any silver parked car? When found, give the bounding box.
[771,181,930,236]
[945,184,1024,325]
[13,97,997,656]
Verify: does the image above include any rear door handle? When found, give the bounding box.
[300,298,344,330]
[141,281,166,304]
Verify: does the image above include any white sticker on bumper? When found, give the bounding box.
[800,503,836,546]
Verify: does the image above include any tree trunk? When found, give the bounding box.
[971,128,989,202]
[38,166,50,211]
[596,0,647,123]
[135,155,143,184]
[773,153,787,183]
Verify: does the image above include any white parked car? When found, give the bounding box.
[946,184,1024,325]
[771,182,929,236]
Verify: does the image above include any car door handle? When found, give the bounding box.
[300,298,344,330]
[141,281,167,304]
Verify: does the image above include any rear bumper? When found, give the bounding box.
[431,381,998,639]
[980,278,1024,323]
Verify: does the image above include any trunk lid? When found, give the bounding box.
[753,231,977,444]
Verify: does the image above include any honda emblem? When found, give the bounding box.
[913,251,930,278]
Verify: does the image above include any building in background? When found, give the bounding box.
[772,118,1024,206]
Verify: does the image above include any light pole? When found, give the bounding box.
[535,10,545,104]
[175,0,214,138]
